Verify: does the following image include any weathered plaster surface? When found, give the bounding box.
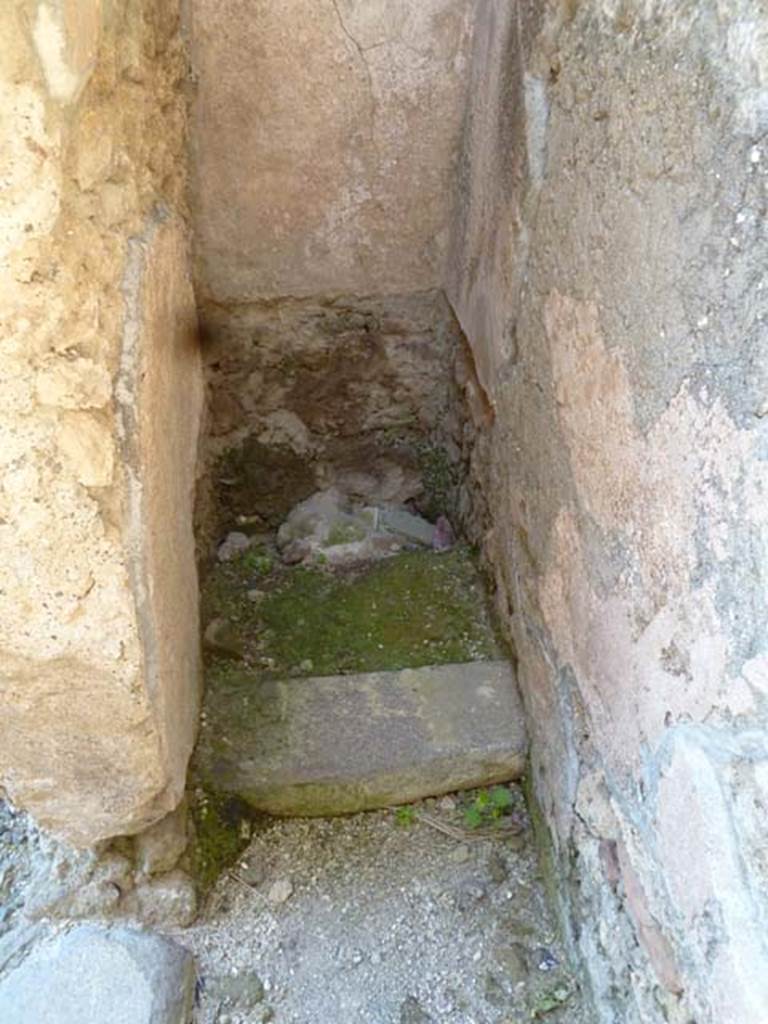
[0,1,202,845]
[187,0,474,302]
[449,2,768,1021]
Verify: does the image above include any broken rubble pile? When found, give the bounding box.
[272,488,452,567]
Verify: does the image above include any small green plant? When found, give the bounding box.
[241,547,273,576]
[395,805,417,827]
[464,786,513,829]
[530,984,571,1018]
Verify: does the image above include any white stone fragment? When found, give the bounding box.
[267,878,294,905]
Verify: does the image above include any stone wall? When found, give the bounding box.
[187,0,474,303]
[0,1,203,845]
[449,2,768,1021]
[197,291,464,538]
[4,4,767,1016]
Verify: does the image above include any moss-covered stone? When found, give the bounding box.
[202,545,501,680]
[190,788,253,893]
[196,662,526,817]
[417,444,461,522]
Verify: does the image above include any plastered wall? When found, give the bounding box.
[187,0,474,303]
[0,1,203,845]
[449,3,768,1021]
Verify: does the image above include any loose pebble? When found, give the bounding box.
[267,878,294,905]
[451,844,472,864]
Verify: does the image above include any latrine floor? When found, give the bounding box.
[176,790,594,1024]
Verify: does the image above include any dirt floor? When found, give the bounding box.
[179,786,594,1024]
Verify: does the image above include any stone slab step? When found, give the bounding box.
[199,661,527,816]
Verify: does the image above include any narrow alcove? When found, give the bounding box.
[181,2,768,1020]
[0,2,764,1022]
[180,5,563,1018]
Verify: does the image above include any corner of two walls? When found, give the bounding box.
[449,2,768,1022]
[0,1,203,846]
[186,0,479,548]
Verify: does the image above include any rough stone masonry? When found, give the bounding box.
[0,1,202,844]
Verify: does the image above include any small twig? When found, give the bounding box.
[228,870,260,893]
[417,811,524,841]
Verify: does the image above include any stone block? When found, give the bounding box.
[135,803,189,877]
[121,871,197,929]
[198,661,527,816]
[0,0,201,849]
[0,924,195,1024]
[0,214,202,845]
[380,506,436,546]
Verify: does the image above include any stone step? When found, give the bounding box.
[198,661,527,816]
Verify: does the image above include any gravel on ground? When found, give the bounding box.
[177,785,593,1024]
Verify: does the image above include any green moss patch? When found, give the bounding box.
[202,545,501,681]
[417,445,460,522]
[190,788,254,892]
